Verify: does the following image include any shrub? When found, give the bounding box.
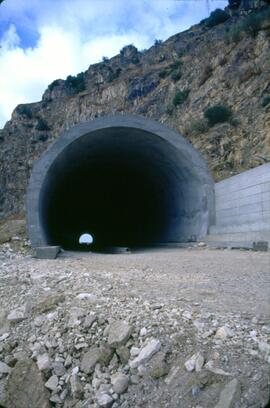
[204,9,230,28]
[172,89,190,106]
[159,70,168,79]
[169,60,182,71]
[169,60,183,82]
[171,70,182,82]
[36,118,50,131]
[230,117,240,127]
[204,104,233,126]
[48,79,61,92]
[225,8,270,43]
[16,105,32,119]
[225,24,243,44]
[154,39,163,46]
[241,9,270,37]
[261,96,270,107]
[158,60,182,81]
[66,72,86,93]
[199,64,213,86]
[166,105,174,116]
[187,118,209,135]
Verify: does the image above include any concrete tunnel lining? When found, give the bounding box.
[27,115,214,249]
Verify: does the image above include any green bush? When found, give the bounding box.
[187,118,209,135]
[204,105,232,126]
[242,13,262,37]
[225,8,270,43]
[230,117,240,127]
[203,9,230,28]
[261,96,270,107]
[241,8,270,37]
[48,79,61,92]
[166,105,174,116]
[36,118,50,131]
[66,72,86,93]
[16,105,32,119]
[158,70,168,79]
[170,60,182,70]
[199,64,213,86]
[172,89,190,106]
[169,60,183,82]
[171,70,182,82]
[158,60,182,81]
[225,24,242,44]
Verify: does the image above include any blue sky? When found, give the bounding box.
[0,0,227,128]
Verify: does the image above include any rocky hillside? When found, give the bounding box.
[0,5,270,222]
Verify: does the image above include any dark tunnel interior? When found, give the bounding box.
[39,127,206,250]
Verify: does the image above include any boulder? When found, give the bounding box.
[5,359,50,408]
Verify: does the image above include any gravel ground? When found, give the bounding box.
[0,243,269,408]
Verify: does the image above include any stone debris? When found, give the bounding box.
[34,293,65,314]
[44,374,58,391]
[37,353,50,371]
[76,293,98,302]
[0,377,8,407]
[215,325,234,339]
[205,360,233,376]
[96,391,114,407]
[214,379,239,408]
[0,361,11,374]
[129,339,161,368]
[5,359,50,408]
[108,320,132,348]
[184,352,204,372]
[147,351,170,379]
[81,347,101,374]
[7,306,28,322]
[0,244,269,407]
[52,361,65,376]
[140,327,148,337]
[70,372,83,398]
[111,372,129,394]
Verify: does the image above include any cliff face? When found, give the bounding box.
[0,6,270,221]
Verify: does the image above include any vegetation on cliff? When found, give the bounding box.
[0,2,269,220]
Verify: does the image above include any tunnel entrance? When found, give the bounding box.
[27,115,214,250]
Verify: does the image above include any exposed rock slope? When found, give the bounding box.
[0,6,269,221]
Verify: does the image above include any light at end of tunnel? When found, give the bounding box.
[79,233,94,245]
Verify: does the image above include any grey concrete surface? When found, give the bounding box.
[207,164,270,245]
[35,246,60,259]
[27,115,214,249]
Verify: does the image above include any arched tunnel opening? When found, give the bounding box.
[27,116,214,251]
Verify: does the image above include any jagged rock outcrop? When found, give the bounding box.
[0,5,269,222]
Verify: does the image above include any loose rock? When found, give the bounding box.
[96,391,114,407]
[129,339,161,369]
[215,379,239,408]
[45,375,58,391]
[108,321,132,348]
[111,372,129,394]
[6,359,50,408]
[0,361,11,374]
[81,347,101,374]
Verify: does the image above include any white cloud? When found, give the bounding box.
[0,0,227,128]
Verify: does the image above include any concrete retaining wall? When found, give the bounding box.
[207,164,270,244]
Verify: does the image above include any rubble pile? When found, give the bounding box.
[0,244,269,407]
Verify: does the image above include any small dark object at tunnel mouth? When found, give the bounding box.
[27,115,214,250]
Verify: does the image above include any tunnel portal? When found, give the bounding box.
[27,115,214,250]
